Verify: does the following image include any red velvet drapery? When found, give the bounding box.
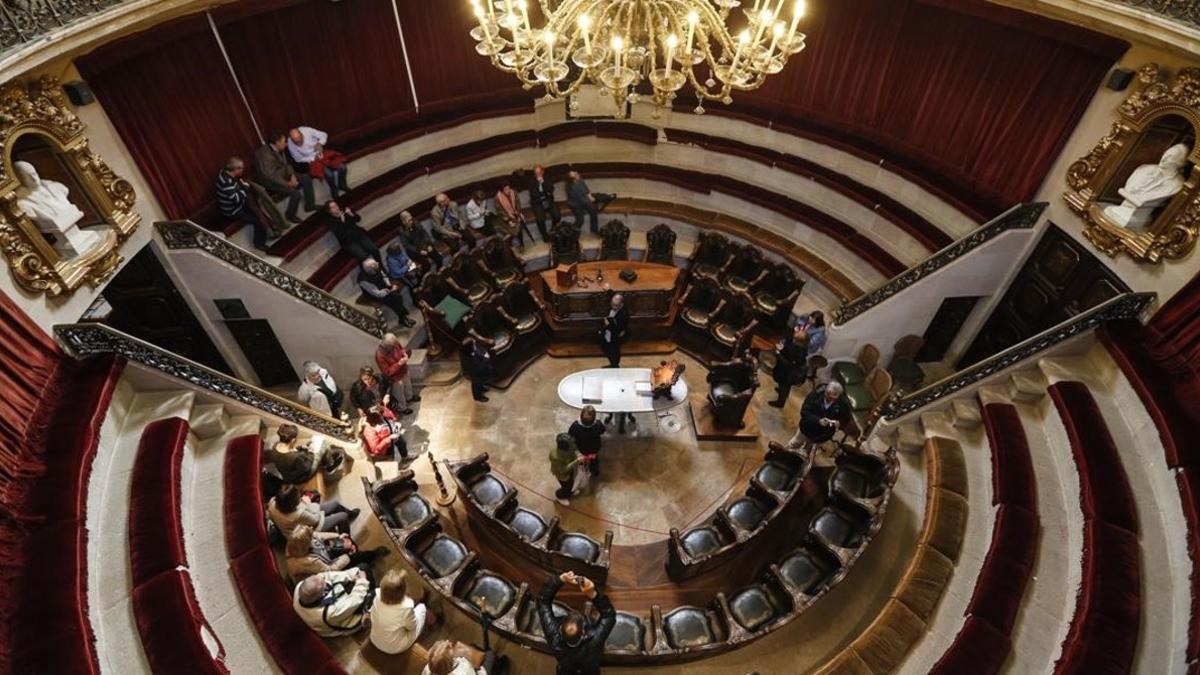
[78,14,260,221]
[1145,272,1200,419]
[0,290,63,490]
[76,0,1124,222]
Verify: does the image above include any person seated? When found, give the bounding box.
[293,567,373,637]
[385,242,424,294]
[431,193,470,250]
[359,258,416,328]
[362,404,408,463]
[322,200,380,264]
[255,131,315,223]
[287,126,350,199]
[268,485,359,537]
[351,365,408,417]
[285,524,388,583]
[399,210,442,269]
[216,156,275,251]
[375,333,419,411]
[423,640,500,675]
[465,189,494,238]
[790,381,852,449]
[370,569,429,655]
[298,360,343,417]
[537,571,615,675]
[263,424,343,485]
[495,176,531,249]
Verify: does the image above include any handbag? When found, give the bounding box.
[571,458,592,495]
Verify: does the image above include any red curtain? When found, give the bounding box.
[78,14,261,220]
[730,0,1125,216]
[214,0,417,146]
[1146,272,1200,414]
[0,290,63,487]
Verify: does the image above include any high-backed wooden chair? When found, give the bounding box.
[845,367,893,413]
[706,359,760,429]
[677,277,728,331]
[709,292,759,355]
[446,249,496,306]
[475,236,524,289]
[643,223,677,265]
[754,264,803,328]
[888,335,926,392]
[832,344,880,388]
[548,221,582,268]
[689,231,734,282]
[498,280,546,334]
[599,219,631,261]
[417,270,472,354]
[466,298,518,356]
[722,244,768,294]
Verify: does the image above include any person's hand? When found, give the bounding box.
[579,576,596,596]
[356,568,367,580]
[560,571,578,584]
[819,418,831,427]
[288,177,299,188]
[301,493,312,504]
[382,394,391,405]
[344,207,354,216]
[389,431,403,442]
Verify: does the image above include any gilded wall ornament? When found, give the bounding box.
[0,75,139,295]
[1065,64,1200,263]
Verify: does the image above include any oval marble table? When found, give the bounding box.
[557,367,689,433]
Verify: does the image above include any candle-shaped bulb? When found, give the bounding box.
[666,33,679,49]
[612,35,624,52]
[578,14,592,50]
[795,0,806,18]
[738,29,751,44]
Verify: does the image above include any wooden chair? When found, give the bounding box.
[599,219,631,260]
[709,293,759,356]
[688,231,734,282]
[446,250,496,306]
[677,277,728,331]
[475,236,524,289]
[722,244,768,294]
[888,335,925,391]
[832,344,880,388]
[754,264,803,328]
[548,221,582,268]
[643,223,677,265]
[845,367,892,413]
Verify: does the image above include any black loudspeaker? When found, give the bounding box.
[1107,68,1135,92]
[62,81,95,106]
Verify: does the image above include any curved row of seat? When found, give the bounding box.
[362,441,900,665]
[1048,381,1141,674]
[128,417,228,674]
[668,442,815,580]
[222,434,348,675]
[446,454,615,584]
[1100,321,1200,667]
[814,437,967,674]
[930,403,1039,674]
[12,354,124,674]
[242,118,957,269]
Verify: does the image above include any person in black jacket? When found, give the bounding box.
[460,336,494,403]
[537,571,615,675]
[526,164,560,241]
[600,294,629,368]
[790,381,852,447]
[322,200,380,264]
[769,324,811,408]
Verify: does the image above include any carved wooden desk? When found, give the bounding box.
[538,261,681,325]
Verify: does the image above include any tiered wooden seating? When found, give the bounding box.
[12,355,124,674]
[363,439,900,665]
[128,417,228,673]
[930,404,1038,674]
[1048,382,1141,674]
[447,454,614,583]
[812,437,967,675]
[668,442,813,580]
[1100,321,1200,664]
[223,434,347,675]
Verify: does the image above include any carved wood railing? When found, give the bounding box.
[833,202,1047,325]
[868,291,1156,424]
[1111,0,1200,28]
[0,0,128,53]
[54,322,356,441]
[156,220,387,338]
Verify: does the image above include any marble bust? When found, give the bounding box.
[1103,143,1191,230]
[14,160,99,257]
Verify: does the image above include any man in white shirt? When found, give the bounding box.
[297,360,343,417]
[288,126,350,198]
[465,189,493,237]
[293,568,372,637]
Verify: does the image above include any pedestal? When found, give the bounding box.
[690,400,760,442]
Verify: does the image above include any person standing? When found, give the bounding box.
[769,324,811,408]
[549,433,582,506]
[566,170,600,234]
[460,336,494,403]
[537,571,615,675]
[376,333,420,412]
[568,406,605,478]
[287,126,350,199]
[789,381,852,449]
[495,176,533,249]
[601,294,629,368]
[298,360,343,417]
[795,310,828,356]
[526,164,559,241]
[255,131,315,223]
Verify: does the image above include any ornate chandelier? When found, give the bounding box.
[468,0,808,115]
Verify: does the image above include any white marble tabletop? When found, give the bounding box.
[557,367,689,413]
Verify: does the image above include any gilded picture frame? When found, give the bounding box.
[0,76,139,296]
[1064,64,1200,263]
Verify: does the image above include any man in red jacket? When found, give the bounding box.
[374,333,420,411]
